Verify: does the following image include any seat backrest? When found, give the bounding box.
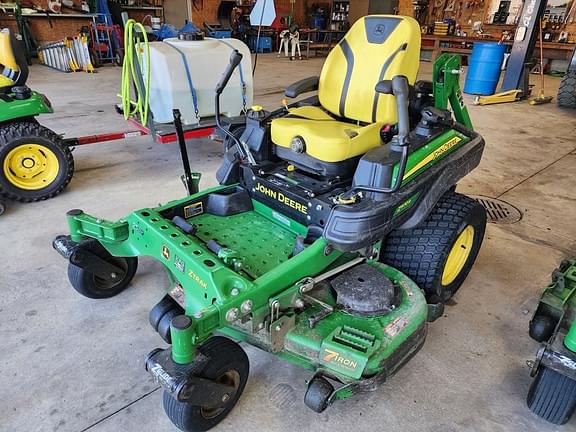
[318,15,420,124]
[0,29,28,90]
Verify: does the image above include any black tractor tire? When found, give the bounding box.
[149,294,183,331]
[157,308,183,344]
[527,366,576,425]
[558,71,576,108]
[0,121,74,202]
[68,241,138,299]
[381,192,487,303]
[163,336,249,432]
[304,376,334,413]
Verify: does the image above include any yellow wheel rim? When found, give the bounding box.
[442,225,475,286]
[2,144,60,191]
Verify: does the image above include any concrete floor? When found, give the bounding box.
[1,54,575,432]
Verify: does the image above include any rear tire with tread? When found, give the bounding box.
[527,366,576,425]
[558,71,576,108]
[381,192,486,303]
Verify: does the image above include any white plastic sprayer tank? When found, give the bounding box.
[144,37,253,125]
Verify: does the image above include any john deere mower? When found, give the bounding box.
[54,16,487,431]
[0,28,73,214]
[527,258,576,425]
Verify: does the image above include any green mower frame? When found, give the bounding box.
[55,44,486,432]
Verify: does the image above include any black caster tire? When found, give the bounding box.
[0,200,5,216]
[527,366,576,425]
[157,308,183,344]
[304,376,334,413]
[529,314,556,342]
[163,336,249,432]
[67,241,138,299]
[149,294,183,331]
[382,192,486,303]
[0,121,74,202]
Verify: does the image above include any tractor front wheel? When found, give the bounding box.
[382,192,487,303]
[0,121,74,202]
[163,336,249,432]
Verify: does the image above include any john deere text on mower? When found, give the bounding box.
[0,28,74,212]
[54,16,487,432]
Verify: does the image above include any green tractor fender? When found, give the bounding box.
[0,91,54,124]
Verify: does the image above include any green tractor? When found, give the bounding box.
[527,258,576,425]
[54,16,487,432]
[0,28,74,215]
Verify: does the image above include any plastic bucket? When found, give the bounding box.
[464,42,506,95]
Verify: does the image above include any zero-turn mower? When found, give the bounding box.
[0,28,74,211]
[54,15,487,432]
[527,258,576,425]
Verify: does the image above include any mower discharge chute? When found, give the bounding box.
[55,15,487,432]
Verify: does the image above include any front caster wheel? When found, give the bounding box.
[304,376,334,413]
[67,241,138,299]
[163,336,249,432]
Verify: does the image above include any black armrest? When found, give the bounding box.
[285,76,320,98]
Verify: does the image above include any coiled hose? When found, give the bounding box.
[121,19,150,125]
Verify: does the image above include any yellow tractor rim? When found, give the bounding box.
[442,225,475,286]
[3,144,60,191]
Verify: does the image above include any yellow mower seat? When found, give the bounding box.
[0,28,27,91]
[271,15,421,172]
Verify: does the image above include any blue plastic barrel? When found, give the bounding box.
[464,42,507,95]
[313,16,326,29]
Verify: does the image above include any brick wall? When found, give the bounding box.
[0,15,94,44]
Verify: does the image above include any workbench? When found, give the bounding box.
[421,35,575,63]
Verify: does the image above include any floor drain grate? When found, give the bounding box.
[472,196,522,224]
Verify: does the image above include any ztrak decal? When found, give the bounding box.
[255,182,309,215]
[393,192,421,217]
[162,245,170,260]
[322,349,359,371]
[188,269,208,289]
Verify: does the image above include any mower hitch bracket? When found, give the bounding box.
[536,332,576,381]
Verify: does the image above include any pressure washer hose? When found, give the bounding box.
[121,19,150,126]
